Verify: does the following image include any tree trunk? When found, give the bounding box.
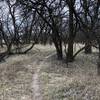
[97,41,100,75]
[0,39,3,48]
[67,39,74,62]
[52,28,63,60]
[85,41,92,54]
[7,43,12,54]
[67,2,74,62]
[54,40,63,60]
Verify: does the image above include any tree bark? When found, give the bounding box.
[53,38,63,60]
[97,40,100,75]
[67,1,74,62]
[84,40,92,54]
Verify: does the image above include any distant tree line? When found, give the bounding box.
[0,0,100,65]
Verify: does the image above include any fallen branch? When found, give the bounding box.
[0,52,9,62]
[73,46,86,59]
[22,42,36,54]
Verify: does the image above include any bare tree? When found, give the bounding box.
[17,0,67,60]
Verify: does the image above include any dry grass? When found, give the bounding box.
[0,44,55,100]
[0,44,100,100]
[0,54,34,100]
[39,45,100,100]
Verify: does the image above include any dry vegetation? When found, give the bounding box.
[39,45,100,100]
[0,44,100,100]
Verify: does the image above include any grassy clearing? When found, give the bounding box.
[0,44,100,100]
[0,44,55,100]
[0,54,34,100]
[39,47,100,100]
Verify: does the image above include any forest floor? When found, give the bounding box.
[0,44,100,100]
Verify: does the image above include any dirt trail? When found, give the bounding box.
[32,53,55,100]
[0,45,56,100]
[32,62,43,100]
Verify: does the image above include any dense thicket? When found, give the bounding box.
[0,0,100,65]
